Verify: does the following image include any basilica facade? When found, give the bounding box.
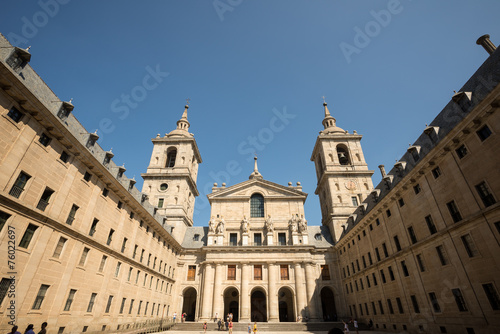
[0,32,500,334]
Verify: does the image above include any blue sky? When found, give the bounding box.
[1,1,499,226]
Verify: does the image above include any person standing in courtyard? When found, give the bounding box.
[37,323,47,334]
[203,322,207,333]
[9,326,21,334]
[228,320,233,334]
[342,320,349,333]
[248,323,252,334]
[353,319,359,334]
[253,322,258,333]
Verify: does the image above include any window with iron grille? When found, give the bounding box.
[32,284,50,310]
[0,278,12,306]
[475,181,496,207]
[37,188,54,211]
[0,211,12,233]
[452,288,468,312]
[7,106,24,123]
[9,171,30,198]
[250,194,264,217]
[19,224,38,249]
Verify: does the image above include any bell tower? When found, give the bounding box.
[311,100,374,242]
[141,103,202,242]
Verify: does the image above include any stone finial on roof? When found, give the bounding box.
[249,155,263,180]
[320,99,345,134]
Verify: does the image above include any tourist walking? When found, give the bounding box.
[248,323,252,334]
[173,312,177,323]
[342,320,349,333]
[8,326,21,334]
[228,321,233,334]
[353,319,359,334]
[37,323,47,334]
[253,322,258,333]
[203,322,207,333]
[24,325,35,334]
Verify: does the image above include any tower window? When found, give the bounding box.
[351,196,358,207]
[7,106,24,123]
[456,144,468,159]
[166,149,177,167]
[250,193,264,217]
[337,145,350,165]
[476,125,492,141]
[160,183,168,191]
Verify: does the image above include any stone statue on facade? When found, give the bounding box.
[288,214,298,232]
[298,214,308,233]
[216,217,225,234]
[208,216,215,233]
[241,216,249,233]
[265,215,274,232]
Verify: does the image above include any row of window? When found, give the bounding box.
[344,233,481,283]
[0,280,170,319]
[347,283,499,319]
[185,264,331,282]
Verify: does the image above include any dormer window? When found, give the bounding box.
[315,233,322,241]
[166,148,177,167]
[193,234,200,241]
[408,146,420,162]
[250,193,264,218]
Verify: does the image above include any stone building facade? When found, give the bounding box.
[0,31,499,334]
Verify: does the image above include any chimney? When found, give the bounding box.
[476,34,497,55]
[378,165,386,178]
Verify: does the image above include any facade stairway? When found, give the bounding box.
[169,322,349,332]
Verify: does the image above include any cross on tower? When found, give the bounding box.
[185,98,190,106]
[322,96,326,103]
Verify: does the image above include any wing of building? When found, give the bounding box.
[0,32,499,334]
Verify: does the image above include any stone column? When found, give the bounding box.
[212,263,224,321]
[201,263,215,321]
[304,262,319,321]
[240,262,251,321]
[268,262,279,322]
[294,262,307,320]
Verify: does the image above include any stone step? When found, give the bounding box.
[170,322,347,332]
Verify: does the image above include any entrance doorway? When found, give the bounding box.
[320,287,337,321]
[278,287,295,322]
[182,287,197,321]
[224,287,240,322]
[250,289,267,322]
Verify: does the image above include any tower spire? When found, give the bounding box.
[320,99,344,134]
[249,155,263,180]
[168,102,191,137]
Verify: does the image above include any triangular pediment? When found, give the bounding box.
[207,178,307,201]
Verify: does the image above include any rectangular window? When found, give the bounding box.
[477,124,492,141]
[254,233,262,246]
[129,299,135,314]
[482,283,500,310]
[136,270,140,284]
[456,144,468,159]
[280,264,289,280]
[436,245,448,265]
[39,133,51,147]
[387,299,394,314]
[19,223,38,248]
[410,295,420,313]
[107,229,114,246]
[137,301,143,315]
[144,302,149,315]
[366,275,371,288]
[7,106,24,123]
[119,298,126,314]
[87,293,97,312]
[371,302,377,315]
[158,198,164,208]
[52,237,67,259]
[386,209,391,217]
[0,211,11,233]
[388,266,395,281]
[121,238,127,253]
[129,211,134,219]
[140,249,145,262]
[89,218,98,236]
[102,188,109,197]
[452,288,468,312]
[416,254,426,272]
[368,252,373,265]
[63,289,77,311]
[461,234,478,257]
[429,292,441,312]
[127,267,133,281]
[66,204,79,225]
[83,171,92,182]
[229,233,238,246]
[382,243,388,257]
[401,260,409,277]
[432,166,441,179]
[227,265,236,280]
[351,196,359,206]
[408,226,417,244]
[0,278,12,305]
[105,295,114,313]
[254,265,262,280]
[37,188,54,211]
[278,233,286,246]
[115,262,121,277]
[378,300,384,314]
[32,284,50,310]
[446,200,462,223]
[396,297,404,314]
[476,182,496,207]
[98,255,107,272]
[321,265,331,280]
[60,151,70,163]
[187,265,196,281]
[117,201,123,209]
[398,198,405,207]
[9,171,31,198]
[375,248,381,261]
[393,235,401,251]
[425,215,437,234]
[380,269,386,283]
[413,184,421,194]
[133,245,138,259]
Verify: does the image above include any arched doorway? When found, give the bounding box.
[321,287,337,321]
[278,287,295,322]
[224,287,239,322]
[251,289,267,322]
[182,287,197,321]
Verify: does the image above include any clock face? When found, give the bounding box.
[345,180,357,190]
